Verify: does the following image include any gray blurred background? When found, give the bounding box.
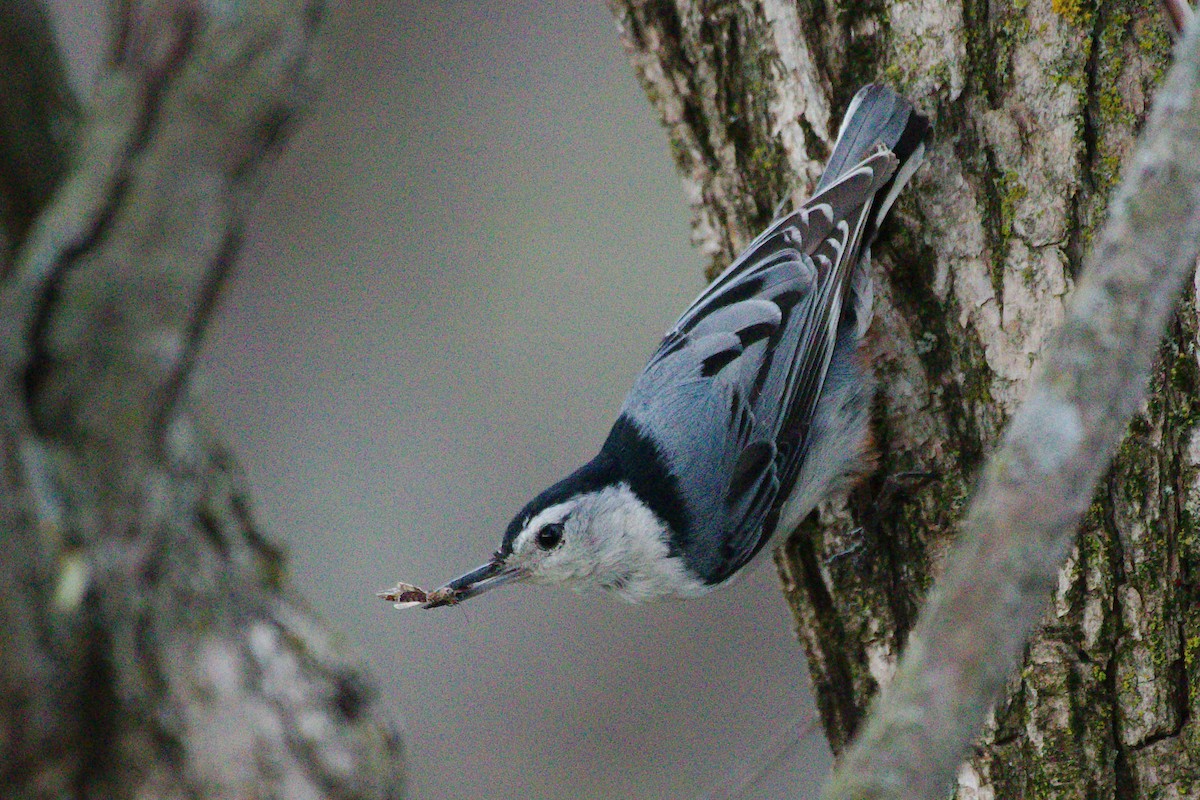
[48,1,831,797]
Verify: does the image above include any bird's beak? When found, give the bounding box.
[424,556,527,608]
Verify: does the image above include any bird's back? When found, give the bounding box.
[613,84,931,586]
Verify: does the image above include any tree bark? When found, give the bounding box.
[0,3,404,798]
[609,0,1195,796]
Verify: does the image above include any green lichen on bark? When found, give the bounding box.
[610,0,807,275]
[612,0,1195,796]
[1080,0,1173,236]
[709,1,795,265]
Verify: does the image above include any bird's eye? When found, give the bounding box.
[535,522,565,550]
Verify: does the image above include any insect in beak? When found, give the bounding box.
[378,553,528,610]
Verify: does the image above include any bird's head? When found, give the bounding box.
[424,485,615,607]
[423,470,707,607]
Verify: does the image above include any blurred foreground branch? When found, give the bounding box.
[0,2,404,797]
[822,14,1200,800]
[0,1,77,265]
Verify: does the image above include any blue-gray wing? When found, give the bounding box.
[619,150,898,584]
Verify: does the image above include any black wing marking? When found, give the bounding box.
[619,84,930,586]
[626,152,897,584]
[707,155,896,579]
[672,153,888,336]
[728,440,775,501]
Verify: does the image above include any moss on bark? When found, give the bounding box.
[610,0,1194,796]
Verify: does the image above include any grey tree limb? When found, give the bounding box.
[0,1,79,268]
[821,14,1200,800]
[0,2,404,797]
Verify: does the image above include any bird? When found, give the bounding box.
[409,84,930,609]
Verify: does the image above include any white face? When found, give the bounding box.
[503,485,711,602]
[508,499,603,589]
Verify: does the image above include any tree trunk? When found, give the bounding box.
[609,0,1197,796]
[0,3,404,798]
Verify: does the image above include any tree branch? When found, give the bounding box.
[822,14,1200,800]
[7,0,320,453]
[0,2,405,796]
[0,1,79,272]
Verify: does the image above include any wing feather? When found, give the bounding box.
[615,85,929,585]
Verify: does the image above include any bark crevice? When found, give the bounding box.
[611,0,1193,796]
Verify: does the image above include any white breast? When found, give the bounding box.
[583,483,714,603]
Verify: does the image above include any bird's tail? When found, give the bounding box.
[816,84,931,244]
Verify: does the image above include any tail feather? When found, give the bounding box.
[816,84,931,245]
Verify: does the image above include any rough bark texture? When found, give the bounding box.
[0,3,404,798]
[824,17,1200,797]
[609,0,1195,797]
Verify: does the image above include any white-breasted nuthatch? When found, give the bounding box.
[405,84,930,608]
